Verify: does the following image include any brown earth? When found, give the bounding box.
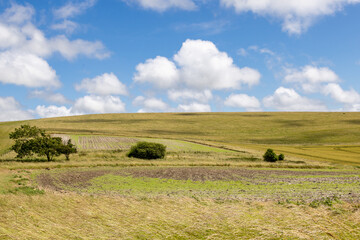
[37,167,360,188]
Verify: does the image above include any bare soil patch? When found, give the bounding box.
[37,167,360,189]
[38,169,111,190]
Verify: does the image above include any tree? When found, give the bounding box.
[32,136,63,161]
[263,149,278,162]
[9,125,77,161]
[9,125,45,159]
[58,139,77,160]
[278,153,285,161]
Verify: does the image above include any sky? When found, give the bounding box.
[1,0,360,121]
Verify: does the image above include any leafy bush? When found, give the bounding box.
[278,153,285,161]
[127,141,166,159]
[263,149,278,162]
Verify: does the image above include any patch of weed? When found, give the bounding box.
[8,186,44,195]
[309,196,340,208]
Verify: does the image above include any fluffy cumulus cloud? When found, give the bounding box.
[174,39,260,90]
[133,96,169,113]
[0,97,33,121]
[76,73,128,96]
[168,89,212,103]
[0,51,59,88]
[263,87,327,111]
[284,65,339,93]
[134,39,260,91]
[323,83,360,105]
[126,0,196,12]
[177,102,211,112]
[34,105,72,118]
[134,56,180,89]
[72,95,126,114]
[0,3,109,90]
[220,0,360,34]
[224,94,261,111]
[33,94,127,119]
[133,39,261,113]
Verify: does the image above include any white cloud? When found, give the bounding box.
[284,65,339,93]
[174,39,260,90]
[76,73,128,96]
[0,3,34,25]
[72,95,126,114]
[47,35,110,60]
[0,51,59,88]
[0,23,24,48]
[54,0,97,19]
[168,89,212,103]
[133,96,169,112]
[134,39,260,91]
[126,0,196,12]
[224,94,261,111]
[0,6,109,60]
[0,97,33,122]
[134,56,180,89]
[220,0,360,34]
[323,83,360,104]
[263,87,327,111]
[51,20,78,34]
[29,90,71,104]
[33,94,128,119]
[0,3,109,91]
[177,102,211,112]
[34,105,72,118]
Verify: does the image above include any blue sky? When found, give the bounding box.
[1,0,360,121]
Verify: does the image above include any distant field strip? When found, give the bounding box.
[65,135,230,152]
[241,144,360,165]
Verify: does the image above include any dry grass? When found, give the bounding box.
[0,194,359,239]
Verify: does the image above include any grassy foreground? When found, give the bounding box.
[1,194,360,239]
[1,112,360,239]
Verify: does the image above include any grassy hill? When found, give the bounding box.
[1,112,360,165]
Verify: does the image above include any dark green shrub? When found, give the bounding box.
[263,149,278,162]
[278,153,285,161]
[127,141,166,159]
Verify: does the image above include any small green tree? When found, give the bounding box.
[127,141,166,159]
[9,125,45,159]
[9,125,77,161]
[58,139,77,160]
[278,153,285,161]
[32,136,63,161]
[263,149,278,162]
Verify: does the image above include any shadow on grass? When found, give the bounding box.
[0,158,54,163]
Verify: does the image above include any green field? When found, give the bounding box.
[1,112,360,239]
